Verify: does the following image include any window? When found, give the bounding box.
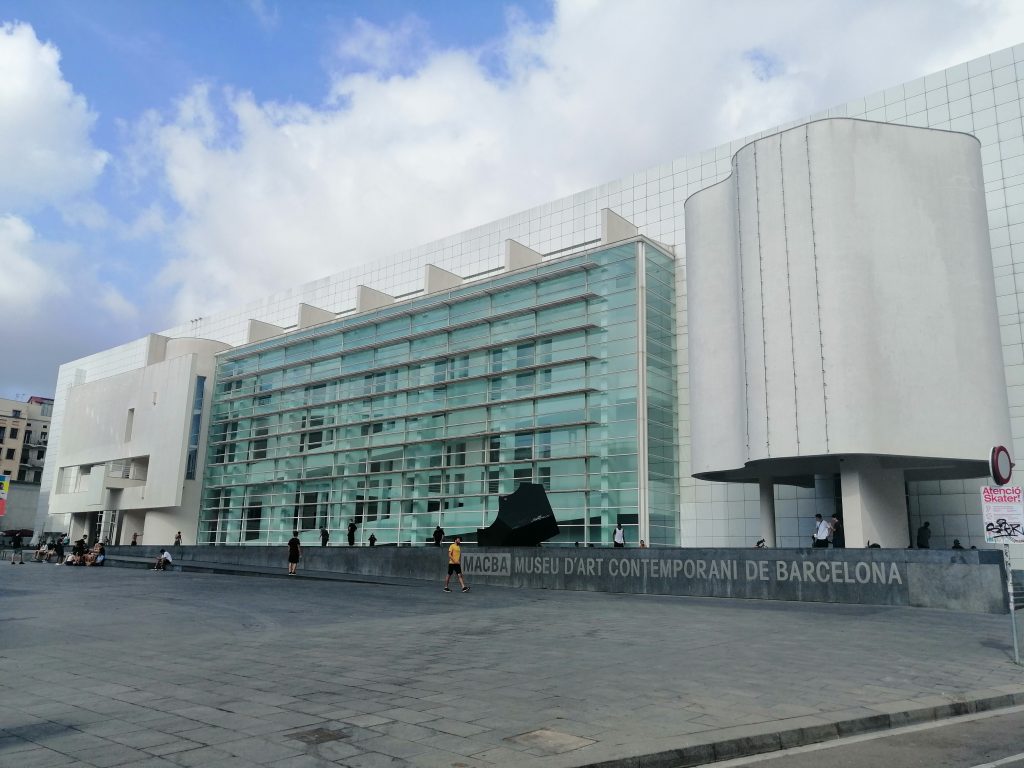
[9,428,18,440]
[514,432,532,461]
[513,467,533,486]
[537,430,553,459]
[125,408,135,442]
[301,415,324,451]
[0,426,5,441]
[250,417,270,460]
[490,349,504,373]
[5,448,14,460]
[295,492,320,531]
[244,504,262,541]
[306,383,327,404]
[11,409,21,418]
[185,377,206,480]
[516,342,535,368]
[446,442,467,466]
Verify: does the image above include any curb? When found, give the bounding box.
[579,691,1024,768]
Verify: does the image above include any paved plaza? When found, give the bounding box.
[2,564,1023,768]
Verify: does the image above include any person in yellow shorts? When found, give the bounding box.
[443,536,469,593]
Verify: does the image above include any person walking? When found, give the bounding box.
[130,532,138,546]
[347,520,357,546]
[613,523,625,548]
[916,521,931,549]
[320,526,330,547]
[829,513,845,549]
[368,533,377,547]
[174,531,182,547]
[812,514,830,548]
[443,536,469,593]
[287,530,301,575]
[432,525,444,547]
[10,532,24,564]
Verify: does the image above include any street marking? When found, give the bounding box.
[969,753,1024,768]
[713,705,1024,766]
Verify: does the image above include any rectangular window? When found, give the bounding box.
[6,448,15,460]
[301,415,324,451]
[0,426,5,441]
[516,342,535,368]
[9,428,18,440]
[490,349,504,373]
[295,492,319,531]
[514,432,533,461]
[513,467,533,486]
[185,376,206,480]
[244,504,262,541]
[125,408,135,442]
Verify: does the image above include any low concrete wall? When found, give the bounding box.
[110,545,1010,614]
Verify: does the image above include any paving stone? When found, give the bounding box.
[4,567,1024,768]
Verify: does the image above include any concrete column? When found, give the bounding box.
[759,478,776,546]
[840,457,908,548]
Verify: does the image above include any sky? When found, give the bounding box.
[1,0,1022,400]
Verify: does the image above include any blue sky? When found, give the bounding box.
[1,1,1022,399]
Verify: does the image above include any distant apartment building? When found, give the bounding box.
[0,395,53,532]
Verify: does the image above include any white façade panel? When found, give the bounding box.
[735,146,769,459]
[751,135,799,458]
[686,118,1011,480]
[686,181,747,477]
[779,126,829,455]
[808,120,1011,460]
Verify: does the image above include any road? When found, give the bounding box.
[720,707,1024,768]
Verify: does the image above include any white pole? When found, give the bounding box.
[1004,543,1020,666]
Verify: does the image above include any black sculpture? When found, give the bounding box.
[477,483,559,546]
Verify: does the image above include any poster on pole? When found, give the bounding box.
[981,486,1024,543]
[0,474,8,517]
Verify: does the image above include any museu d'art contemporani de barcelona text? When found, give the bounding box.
[35,42,1024,574]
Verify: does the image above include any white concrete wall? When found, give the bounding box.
[49,338,227,545]
[687,119,1011,477]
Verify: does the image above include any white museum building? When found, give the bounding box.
[37,43,1024,558]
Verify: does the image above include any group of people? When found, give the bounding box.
[812,513,846,548]
[285,527,471,593]
[31,535,107,566]
[317,521,362,547]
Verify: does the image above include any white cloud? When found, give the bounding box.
[0,215,67,314]
[247,0,279,31]
[334,16,431,74]
[0,22,108,211]
[120,204,167,241]
[133,0,1024,323]
[96,284,139,321]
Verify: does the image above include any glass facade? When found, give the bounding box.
[199,239,679,546]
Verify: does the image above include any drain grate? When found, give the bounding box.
[287,727,349,745]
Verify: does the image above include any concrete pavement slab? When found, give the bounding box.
[2,564,1024,767]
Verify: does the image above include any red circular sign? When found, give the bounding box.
[991,445,1014,486]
